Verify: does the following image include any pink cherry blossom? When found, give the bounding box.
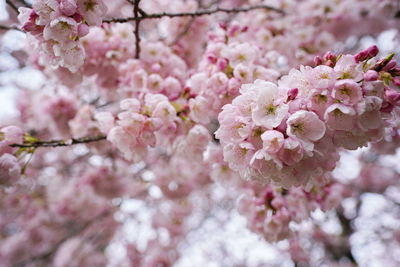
[324,104,356,131]
[251,80,288,129]
[332,79,363,104]
[286,110,326,142]
[76,0,107,26]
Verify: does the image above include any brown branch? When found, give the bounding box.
[0,25,23,32]
[103,4,285,23]
[6,0,19,13]
[133,0,141,59]
[10,135,106,148]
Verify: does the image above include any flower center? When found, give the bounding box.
[340,87,351,96]
[265,104,276,115]
[291,123,304,133]
[84,0,96,11]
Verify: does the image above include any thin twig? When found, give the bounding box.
[10,135,107,148]
[6,0,19,13]
[104,4,285,23]
[0,25,23,32]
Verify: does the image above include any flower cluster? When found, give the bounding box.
[216,46,400,188]
[237,179,351,242]
[1,0,400,265]
[0,126,24,186]
[98,95,179,161]
[18,0,107,72]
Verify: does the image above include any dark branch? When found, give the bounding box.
[104,4,285,23]
[6,0,19,13]
[133,0,141,59]
[0,25,23,32]
[10,135,107,148]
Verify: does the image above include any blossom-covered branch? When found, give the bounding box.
[104,3,284,58]
[4,0,400,265]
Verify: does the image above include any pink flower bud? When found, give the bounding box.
[393,77,400,86]
[355,45,379,63]
[60,0,77,17]
[323,51,336,61]
[385,89,400,105]
[383,60,396,71]
[217,58,228,71]
[364,70,379,81]
[287,88,299,101]
[314,56,322,66]
[366,45,379,58]
[354,50,368,63]
[77,23,89,37]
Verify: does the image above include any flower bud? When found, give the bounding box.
[364,70,379,81]
[60,0,77,17]
[78,23,89,37]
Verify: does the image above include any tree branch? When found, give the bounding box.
[0,25,23,32]
[133,0,141,59]
[6,0,19,14]
[103,4,285,23]
[10,135,107,148]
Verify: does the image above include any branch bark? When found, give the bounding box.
[133,0,141,59]
[6,0,19,13]
[0,25,23,32]
[10,135,107,148]
[103,4,285,23]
